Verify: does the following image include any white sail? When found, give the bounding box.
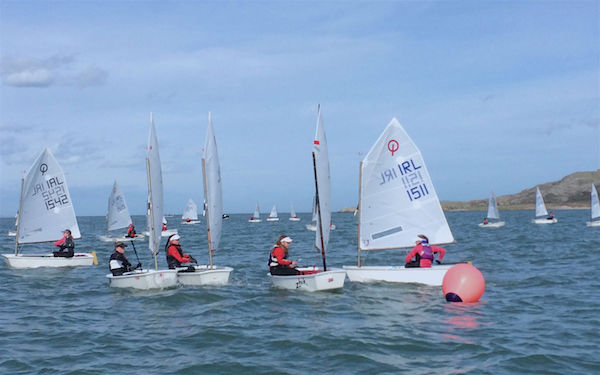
[313,105,332,252]
[358,118,453,250]
[269,205,278,218]
[107,181,132,232]
[535,187,548,218]
[591,184,600,221]
[311,196,318,223]
[290,204,297,218]
[486,191,501,220]
[147,113,164,257]
[253,203,260,219]
[17,148,81,244]
[203,113,223,253]
[182,199,199,221]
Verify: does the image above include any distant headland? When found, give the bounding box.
[339,170,600,212]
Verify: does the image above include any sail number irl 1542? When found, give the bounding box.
[32,176,69,210]
[378,159,430,202]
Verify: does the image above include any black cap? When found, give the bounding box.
[115,241,128,248]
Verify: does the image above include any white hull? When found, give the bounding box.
[306,223,336,232]
[142,229,178,237]
[343,264,455,286]
[269,267,346,292]
[107,269,178,290]
[532,218,558,224]
[266,217,279,222]
[478,221,505,228]
[8,231,16,236]
[289,217,301,221]
[587,220,600,227]
[248,219,262,223]
[176,265,233,286]
[3,253,96,269]
[181,220,201,225]
[99,234,145,242]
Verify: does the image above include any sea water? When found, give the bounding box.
[1,210,598,374]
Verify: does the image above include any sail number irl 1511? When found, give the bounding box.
[378,159,430,202]
[32,176,70,210]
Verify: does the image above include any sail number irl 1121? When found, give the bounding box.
[378,159,430,201]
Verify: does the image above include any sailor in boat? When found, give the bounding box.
[404,234,445,268]
[482,218,489,225]
[109,242,140,276]
[547,212,555,220]
[186,218,191,223]
[268,235,300,275]
[165,234,196,272]
[53,229,75,258]
[162,222,168,231]
[126,222,136,238]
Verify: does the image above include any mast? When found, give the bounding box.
[357,162,362,267]
[146,157,158,270]
[14,177,24,255]
[202,158,213,268]
[312,151,327,271]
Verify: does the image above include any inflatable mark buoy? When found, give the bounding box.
[442,263,485,302]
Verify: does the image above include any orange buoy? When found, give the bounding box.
[442,263,485,302]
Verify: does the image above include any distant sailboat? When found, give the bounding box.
[249,203,262,222]
[289,204,301,221]
[306,195,335,231]
[7,212,17,236]
[587,184,600,227]
[478,191,505,228]
[106,114,177,289]
[267,205,280,221]
[177,112,233,285]
[269,105,346,291]
[100,181,144,242]
[2,148,97,269]
[181,199,201,224]
[344,119,461,286]
[532,187,557,224]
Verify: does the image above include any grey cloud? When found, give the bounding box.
[0,55,108,88]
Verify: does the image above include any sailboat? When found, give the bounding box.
[586,184,600,227]
[181,199,201,224]
[532,187,557,224]
[289,204,301,221]
[2,148,97,269]
[142,215,178,237]
[7,212,17,236]
[100,181,144,242]
[107,114,178,289]
[478,191,505,228]
[306,195,335,231]
[267,205,280,221]
[343,119,459,286]
[177,113,233,285]
[269,105,346,291]
[248,203,262,222]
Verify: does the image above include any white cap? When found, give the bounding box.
[171,234,181,241]
[281,236,293,243]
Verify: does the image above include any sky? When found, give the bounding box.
[0,0,598,216]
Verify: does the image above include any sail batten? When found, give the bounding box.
[17,148,81,244]
[358,119,453,251]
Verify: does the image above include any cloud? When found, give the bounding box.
[0,55,108,88]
